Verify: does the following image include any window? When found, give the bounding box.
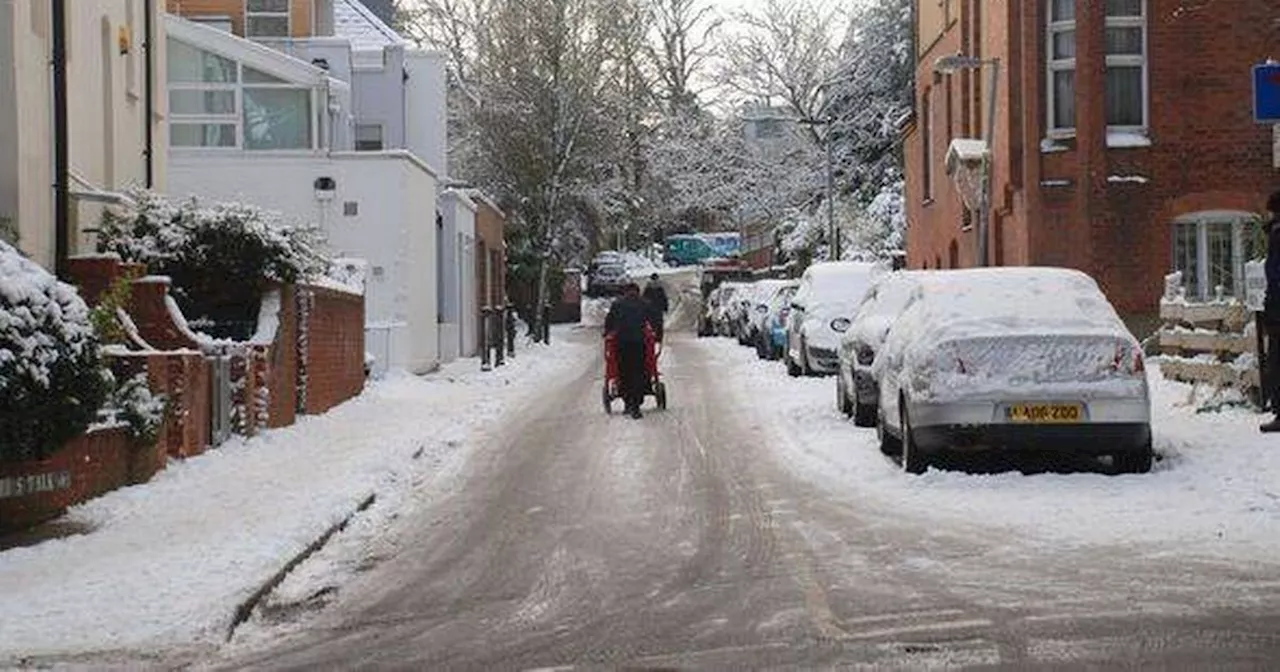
[1046,0,1076,134]
[245,0,289,38]
[190,16,235,33]
[167,37,313,150]
[1046,0,1147,136]
[1105,0,1146,130]
[1172,212,1261,302]
[355,124,384,151]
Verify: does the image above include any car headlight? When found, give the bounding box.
[756,304,769,314]
[856,344,875,365]
[830,317,852,333]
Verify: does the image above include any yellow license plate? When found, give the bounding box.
[1005,403,1083,423]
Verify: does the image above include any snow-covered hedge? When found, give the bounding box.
[0,241,110,462]
[98,189,331,339]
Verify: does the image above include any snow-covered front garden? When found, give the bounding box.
[701,338,1280,564]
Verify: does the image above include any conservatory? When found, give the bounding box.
[164,15,351,152]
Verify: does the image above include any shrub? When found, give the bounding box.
[102,371,167,447]
[98,189,330,339]
[0,241,110,462]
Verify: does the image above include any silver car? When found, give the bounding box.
[785,261,886,377]
[873,268,1153,475]
[837,271,928,427]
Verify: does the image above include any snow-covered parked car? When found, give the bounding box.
[785,261,886,377]
[745,279,798,360]
[837,270,929,426]
[710,282,748,336]
[760,283,799,360]
[873,267,1153,475]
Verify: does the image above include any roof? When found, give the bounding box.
[334,0,405,51]
[165,15,349,93]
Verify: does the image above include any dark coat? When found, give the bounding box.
[1266,216,1280,322]
[643,284,669,315]
[605,295,652,343]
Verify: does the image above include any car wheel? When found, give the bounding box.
[877,407,901,457]
[755,333,768,360]
[853,383,877,427]
[786,345,801,377]
[900,406,928,474]
[800,339,813,376]
[837,375,853,417]
[1113,440,1154,474]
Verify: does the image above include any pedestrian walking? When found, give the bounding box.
[605,282,653,419]
[1261,189,1280,433]
[642,273,669,343]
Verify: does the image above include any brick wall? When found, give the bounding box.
[904,0,1278,317]
[0,427,161,532]
[167,0,314,38]
[300,285,365,415]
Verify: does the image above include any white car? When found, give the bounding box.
[873,268,1153,475]
[785,261,886,377]
[837,271,929,427]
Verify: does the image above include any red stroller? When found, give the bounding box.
[603,325,668,413]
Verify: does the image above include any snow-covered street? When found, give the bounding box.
[703,338,1280,564]
[0,329,591,666]
[195,331,1280,670]
[6,326,1280,669]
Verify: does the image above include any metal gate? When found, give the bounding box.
[208,355,233,448]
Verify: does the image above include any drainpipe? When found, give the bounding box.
[143,0,154,188]
[52,0,69,278]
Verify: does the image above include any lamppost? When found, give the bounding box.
[799,116,838,261]
[934,53,1000,267]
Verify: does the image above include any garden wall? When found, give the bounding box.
[0,426,162,532]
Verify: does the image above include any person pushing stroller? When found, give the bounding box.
[605,282,654,418]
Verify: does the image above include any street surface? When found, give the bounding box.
[216,330,1280,670]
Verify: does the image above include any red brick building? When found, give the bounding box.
[903,0,1278,321]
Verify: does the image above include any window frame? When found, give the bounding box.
[244,0,290,39]
[354,122,385,151]
[1172,212,1259,302]
[1103,0,1148,133]
[1045,0,1076,138]
[1045,0,1149,139]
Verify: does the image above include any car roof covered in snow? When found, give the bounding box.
[906,267,1132,343]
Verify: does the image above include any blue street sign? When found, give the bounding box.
[1255,63,1280,123]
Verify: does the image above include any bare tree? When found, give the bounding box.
[718,0,845,142]
[647,0,721,114]
[394,0,488,85]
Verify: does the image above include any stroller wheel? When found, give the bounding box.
[655,381,668,410]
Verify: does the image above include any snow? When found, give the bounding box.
[1107,131,1152,148]
[0,241,96,389]
[1108,174,1150,184]
[700,339,1280,564]
[876,268,1141,401]
[0,331,590,663]
[249,288,281,345]
[945,138,988,165]
[844,271,925,349]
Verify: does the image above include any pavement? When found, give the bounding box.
[202,330,1280,671]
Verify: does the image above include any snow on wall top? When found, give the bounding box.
[334,0,405,52]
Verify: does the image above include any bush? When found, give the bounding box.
[98,189,330,339]
[102,371,167,447]
[0,241,110,462]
